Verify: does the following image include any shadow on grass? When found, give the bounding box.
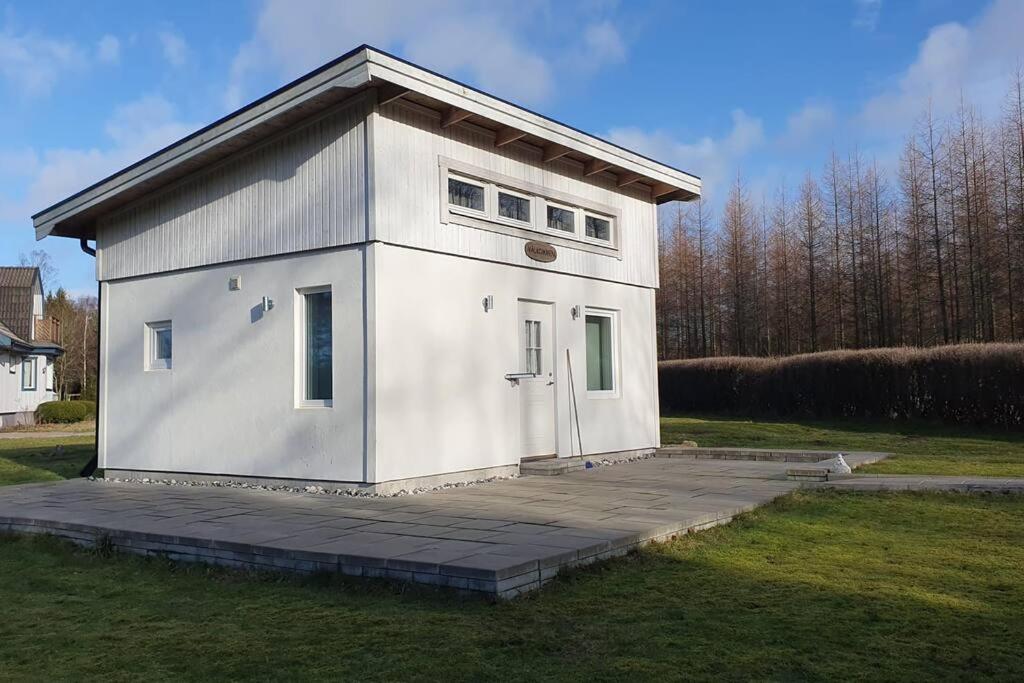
[0,437,94,486]
[1,490,1022,680]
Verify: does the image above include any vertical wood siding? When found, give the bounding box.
[373,102,660,289]
[97,100,368,281]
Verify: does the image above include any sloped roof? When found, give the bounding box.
[0,266,39,341]
[33,45,701,241]
[0,266,38,288]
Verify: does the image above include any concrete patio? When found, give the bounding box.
[0,452,885,598]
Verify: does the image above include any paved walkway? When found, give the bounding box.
[0,457,811,598]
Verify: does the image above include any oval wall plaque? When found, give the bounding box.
[524,241,557,263]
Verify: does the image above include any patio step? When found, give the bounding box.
[520,456,585,476]
[786,468,830,482]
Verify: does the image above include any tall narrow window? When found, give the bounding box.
[21,357,37,390]
[146,321,172,370]
[585,313,614,392]
[524,320,542,374]
[302,288,332,404]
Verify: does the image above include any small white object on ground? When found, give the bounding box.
[821,454,852,474]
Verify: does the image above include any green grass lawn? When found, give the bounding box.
[662,414,1024,477]
[0,436,95,486]
[0,490,1021,680]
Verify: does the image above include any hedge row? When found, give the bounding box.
[36,400,96,424]
[659,343,1024,427]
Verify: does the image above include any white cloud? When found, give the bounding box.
[608,109,765,201]
[225,0,627,111]
[853,0,882,32]
[0,94,194,221]
[96,34,120,64]
[779,102,835,148]
[861,0,1023,130]
[0,24,86,96]
[159,29,188,67]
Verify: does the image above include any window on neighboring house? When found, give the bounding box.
[546,204,575,233]
[146,321,172,370]
[21,357,37,391]
[300,287,332,406]
[448,177,485,213]
[498,190,531,223]
[585,214,612,242]
[585,312,615,393]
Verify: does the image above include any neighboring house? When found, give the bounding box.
[31,46,700,489]
[0,267,63,427]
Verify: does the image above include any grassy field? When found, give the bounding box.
[1,490,1021,680]
[0,436,94,486]
[662,414,1024,477]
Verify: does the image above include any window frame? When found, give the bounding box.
[21,356,37,391]
[439,158,621,258]
[544,199,578,236]
[583,212,613,245]
[296,285,333,409]
[495,186,534,227]
[584,308,619,398]
[447,173,488,218]
[145,321,172,371]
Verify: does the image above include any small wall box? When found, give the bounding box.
[229,276,242,291]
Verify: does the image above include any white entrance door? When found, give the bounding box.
[518,300,556,458]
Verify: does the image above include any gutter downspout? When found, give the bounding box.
[78,238,99,477]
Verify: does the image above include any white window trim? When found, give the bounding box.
[447,173,488,220]
[295,285,333,409]
[439,157,621,259]
[585,308,620,399]
[542,199,579,238]
[21,356,37,391]
[145,321,172,371]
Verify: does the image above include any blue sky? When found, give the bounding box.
[1,0,1020,295]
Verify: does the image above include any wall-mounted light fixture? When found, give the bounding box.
[571,305,581,320]
[262,296,274,312]
[482,295,494,313]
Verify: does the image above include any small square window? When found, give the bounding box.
[585,313,615,393]
[448,177,485,212]
[498,190,531,223]
[585,214,612,242]
[21,357,37,391]
[547,205,575,233]
[146,321,172,370]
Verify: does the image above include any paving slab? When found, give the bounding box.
[0,451,902,599]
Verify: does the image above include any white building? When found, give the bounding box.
[33,46,700,490]
[0,267,62,427]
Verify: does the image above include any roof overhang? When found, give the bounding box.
[33,45,700,241]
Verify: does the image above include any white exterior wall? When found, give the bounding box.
[96,96,370,282]
[371,244,658,483]
[0,352,55,417]
[371,101,660,289]
[99,247,368,481]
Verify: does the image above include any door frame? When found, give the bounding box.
[515,298,560,459]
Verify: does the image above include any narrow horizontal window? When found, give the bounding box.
[585,314,614,392]
[498,191,530,223]
[547,205,575,233]
[448,177,485,212]
[585,214,611,241]
[146,321,172,371]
